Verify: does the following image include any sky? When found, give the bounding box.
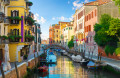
[30,0,95,40]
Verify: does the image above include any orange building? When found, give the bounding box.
[49,25,55,44]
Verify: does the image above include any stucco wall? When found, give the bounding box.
[98,1,120,22]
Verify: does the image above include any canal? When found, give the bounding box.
[32,51,119,78]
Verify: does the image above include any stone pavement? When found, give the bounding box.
[0,49,44,75]
[85,54,120,70]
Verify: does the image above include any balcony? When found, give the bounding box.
[8,35,22,43]
[25,17,35,26]
[0,12,5,23]
[8,16,22,25]
[25,35,34,42]
[4,17,9,25]
[0,36,9,44]
[3,0,10,5]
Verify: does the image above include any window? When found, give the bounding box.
[87,15,88,21]
[89,25,91,31]
[92,12,93,18]
[89,14,91,20]
[95,9,97,16]
[11,10,19,24]
[4,27,5,35]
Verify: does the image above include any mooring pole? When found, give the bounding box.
[0,64,5,78]
[34,53,36,67]
[15,61,19,78]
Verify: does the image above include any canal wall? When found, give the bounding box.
[0,57,39,78]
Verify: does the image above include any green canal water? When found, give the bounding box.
[31,51,119,78]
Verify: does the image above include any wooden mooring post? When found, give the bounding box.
[34,53,36,67]
[0,64,5,78]
[14,61,19,78]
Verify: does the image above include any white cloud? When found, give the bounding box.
[40,17,46,24]
[52,15,73,21]
[72,0,89,10]
[34,13,46,24]
[85,0,89,3]
[52,17,56,20]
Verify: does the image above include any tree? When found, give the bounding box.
[106,18,120,40]
[68,35,74,49]
[94,14,119,55]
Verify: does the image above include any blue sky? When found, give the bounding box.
[30,0,95,40]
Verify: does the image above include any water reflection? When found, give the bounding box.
[38,51,119,78]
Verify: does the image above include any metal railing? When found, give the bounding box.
[4,17,9,24]
[3,0,10,5]
[0,39,9,44]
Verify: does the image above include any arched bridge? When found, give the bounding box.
[44,44,83,55]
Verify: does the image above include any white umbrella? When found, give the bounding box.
[3,44,11,71]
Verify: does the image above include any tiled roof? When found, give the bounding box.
[84,0,112,6]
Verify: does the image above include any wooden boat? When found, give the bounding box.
[38,66,48,73]
[80,59,89,66]
[87,61,98,69]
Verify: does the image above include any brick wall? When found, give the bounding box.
[0,62,27,78]
[28,57,39,69]
[98,47,120,60]
[0,57,39,78]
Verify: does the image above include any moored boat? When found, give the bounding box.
[38,66,48,73]
[80,59,89,66]
[87,61,98,69]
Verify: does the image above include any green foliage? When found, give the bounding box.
[106,18,120,38]
[94,24,102,32]
[94,29,108,46]
[26,1,33,6]
[115,47,120,55]
[26,17,35,25]
[15,35,22,39]
[94,14,119,55]
[25,35,34,40]
[8,35,15,40]
[1,35,8,39]
[8,35,22,41]
[68,35,74,49]
[60,35,63,39]
[9,16,23,20]
[105,45,116,56]
[100,14,111,30]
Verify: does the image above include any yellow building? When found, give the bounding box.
[59,21,70,44]
[7,0,34,62]
[62,22,74,46]
[54,24,60,44]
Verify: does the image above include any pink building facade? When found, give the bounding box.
[84,7,98,56]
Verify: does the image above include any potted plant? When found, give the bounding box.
[24,54,28,60]
[1,35,8,40]
[15,35,22,39]
[8,35,15,42]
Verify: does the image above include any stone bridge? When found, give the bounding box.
[44,44,83,56]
